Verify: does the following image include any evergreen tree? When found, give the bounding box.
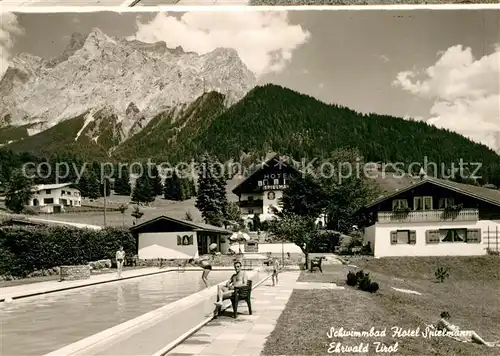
[132,167,156,204]
[188,179,197,197]
[78,170,100,199]
[180,178,190,201]
[151,165,163,196]
[163,170,182,201]
[195,153,228,226]
[114,169,131,196]
[5,169,34,213]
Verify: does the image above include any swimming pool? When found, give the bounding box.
[0,270,233,356]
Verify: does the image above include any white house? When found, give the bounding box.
[358,176,500,258]
[28,183,82,213]
[232,154,326,229]
[129,215,232,260]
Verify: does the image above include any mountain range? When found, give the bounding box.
[1,28,499,184]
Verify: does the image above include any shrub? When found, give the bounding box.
[367,282,379,293]
[0,225,136,277]
[346,269,380,293]
[435,266,450,283]
[346,271,358,286]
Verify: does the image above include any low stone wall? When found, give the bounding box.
[59,265,91,281]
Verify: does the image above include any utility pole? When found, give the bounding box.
[103,178,107,227]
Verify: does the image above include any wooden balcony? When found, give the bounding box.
[377,208,479,224]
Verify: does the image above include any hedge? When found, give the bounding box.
[0,226,136,277]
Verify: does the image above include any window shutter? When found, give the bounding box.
[390,231,398,245]
[466,229,481,243]
[426,230,440,244]
[177,235,182,245]
[409,230,417,244]
[188,235,194,245]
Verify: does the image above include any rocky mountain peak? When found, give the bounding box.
[0,27,256,142]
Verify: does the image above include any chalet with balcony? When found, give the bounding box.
[357,176,500,257]
[28,183,81,213]
[232,155,298,228]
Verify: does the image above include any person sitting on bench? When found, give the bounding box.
[214,260,247,306]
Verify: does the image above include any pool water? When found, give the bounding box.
[0,270,233,356]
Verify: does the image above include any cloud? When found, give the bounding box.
[129,12,310,77]
[394,45,500,151]
[0,13,24,79]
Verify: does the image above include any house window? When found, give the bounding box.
[414,196,433,210]
[390,230,416,244]
[439,228,467,243]
[46,189,51,194]
[426,228,481,244]
[44,198,54,204]
[439,198,455,209]
[392,199,408,210]
[273,179,279,185]
[248,209,254,214]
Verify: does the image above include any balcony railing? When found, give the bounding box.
[377,208,479,224]
[238,199,264,208]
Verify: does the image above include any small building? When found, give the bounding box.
[28,183,82,213]
[232,154,325,228]
[357,176,500,257]
[129,215,232,260]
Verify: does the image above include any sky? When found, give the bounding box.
[1,10,499,151]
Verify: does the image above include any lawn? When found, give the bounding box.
[263,256,500,356]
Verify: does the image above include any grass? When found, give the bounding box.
[263,256,500,356]
[0,177,243,228]
[0,266,147,288]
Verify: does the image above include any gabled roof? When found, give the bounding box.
[232,153,298,195]
[364,176,500,209]
[32,183,79,192]
[129,215,232,234]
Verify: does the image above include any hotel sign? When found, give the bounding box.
[257,172,292,191]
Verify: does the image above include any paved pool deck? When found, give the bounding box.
[166,272,345,356]
[0,267,241,302]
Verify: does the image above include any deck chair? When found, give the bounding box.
[217,280,253,318]
[310,257,323,273]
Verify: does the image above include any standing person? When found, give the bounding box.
[115,246,125,279]
[272,257,280,286]
[188,243,217,287]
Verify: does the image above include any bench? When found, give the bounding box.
[310,257,323,273]
[216,280,253,318]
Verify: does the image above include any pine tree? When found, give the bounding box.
[78,170,100,199]
[151,165,163,196]
[114,169,131,196]
[180,178,190,201]
[188,179,197,197]
[195,153,228,226]
[163,170,183,200]
[132,168,156,204]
